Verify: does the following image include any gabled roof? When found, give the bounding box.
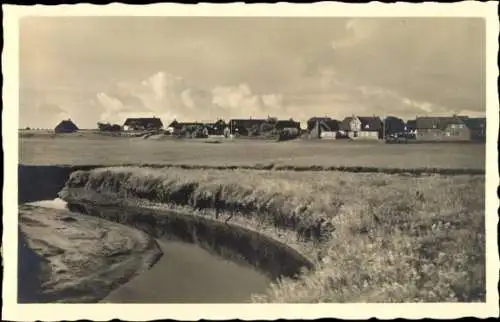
[275,120,300,129]
[54,119,79,132]
[358,116,382,131]
[416,116,465,131]
[322,119,340,131]
[204,119,227,128]
[311,119,340,132]
[167,120,179,128]
[228,119,267,128]
[384,116,405,123]
[307,117,333,124]
[307,117,340,131]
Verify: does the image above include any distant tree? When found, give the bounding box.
[98,122,122,132]
[97,122,106,131]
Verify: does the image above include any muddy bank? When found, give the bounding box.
[18,204,162,303]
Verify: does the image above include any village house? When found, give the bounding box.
[274,119,301,135]
[383,116,406,137]
[188,120,228,138]
[415,116,471,141]
[123,117,163,131]
[167,120,205,136]
[228,118,267,136]
[203,119,228,136]
[54,119,79,133]
[307,117,341,139]
[405,119,417,134]
[264,119,299,139]
[463,117,486,142]
[340,116,383,140]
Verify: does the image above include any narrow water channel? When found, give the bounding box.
[102,239,270,303]
[25,199,272,303]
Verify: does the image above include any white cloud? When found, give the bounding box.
[95,73,286,124]
[211,83,285,118]
[292,67,465,120]
[96,93,124,112]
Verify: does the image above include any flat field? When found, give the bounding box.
[19,135,485,171]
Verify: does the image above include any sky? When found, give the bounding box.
[19,17,486,129]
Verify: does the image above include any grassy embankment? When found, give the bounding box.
[59,166,485,303]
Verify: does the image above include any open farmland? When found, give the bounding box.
[19,136,485,171]
[59,166,486,302]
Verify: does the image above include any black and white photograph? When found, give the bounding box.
[2,2,499,320]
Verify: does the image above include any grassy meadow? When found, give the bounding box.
[60,166,486,303]
[19,134,485,171]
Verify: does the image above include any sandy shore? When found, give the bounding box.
[18,204,162,303]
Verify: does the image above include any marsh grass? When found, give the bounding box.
[59,167,485,303]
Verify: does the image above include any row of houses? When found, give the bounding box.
[54,114,486,142]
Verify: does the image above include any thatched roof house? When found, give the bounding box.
[54,119,79,133]
[228,118,267,135]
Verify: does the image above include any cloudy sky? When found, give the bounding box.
[19,17,485,129]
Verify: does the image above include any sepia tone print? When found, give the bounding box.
[13,11,491,309]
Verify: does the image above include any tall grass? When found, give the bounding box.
[59,167,485,303]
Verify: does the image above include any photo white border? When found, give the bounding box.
[3,2,499,320]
